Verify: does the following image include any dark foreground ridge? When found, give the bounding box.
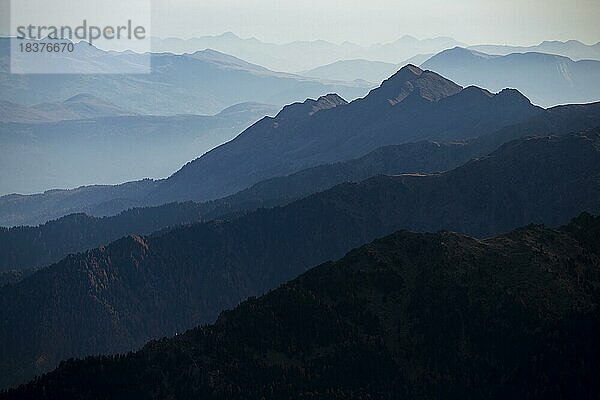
[1,131,599,389]
[3,213,599,399]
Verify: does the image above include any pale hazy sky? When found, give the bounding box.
[1,0,598,45]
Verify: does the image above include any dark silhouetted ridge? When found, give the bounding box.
[3,214,599,399]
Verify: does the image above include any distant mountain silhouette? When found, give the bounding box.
[0,180,160,227]
[149,65,541,203]
[422,47,600,106]
[301,54,435,84]
[0,94,133,123]
[469,39,600,61]
[0,38,369,116]
[3,212,599,398]
[150,33,463,72]
[0,102,280,196]
[301,59,403,83]
[1,131,598,389]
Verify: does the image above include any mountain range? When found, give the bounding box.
[150,33,462,72]
[150,34,600,73]
[2,211,599,398]
[0,101,279,196]
[469,39,600,61]
[2,98,600,271]
[3,22,599,400]
[0,65,546,226]
[0,38,369,116]
[148,65,542,204]
[422,47,600,107]
[6,65,600,228]
[1,130,599,389]
[301,48,600,107]
[0,140,481,272]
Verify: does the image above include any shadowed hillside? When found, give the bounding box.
[3,213,599,399]
[0,132,599,389]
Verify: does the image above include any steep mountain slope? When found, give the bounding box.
[151,65,541,203]
[422,47,600,107]
[0,38,368,116]
[469,39,600,61]
[4,213,600,399]
[0,102,279,196]
[0,132,599,389]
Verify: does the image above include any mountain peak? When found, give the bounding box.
[369,64,462,105]
[495,88,532,105]
[389,64,423,79]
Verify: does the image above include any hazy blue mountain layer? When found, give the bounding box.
[422,47,600,107]
[0,102,279,196]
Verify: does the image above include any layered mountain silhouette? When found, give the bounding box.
[0,180,160,228]
[2,100,600,271]
[1,131,599,389]
[0,141,474,272]
[469,39,600,61]
[0,65,547,226]
[422,47,600,107]
[4,27,599,400]
[150,65,541,203]
[301,55,432,84]
[3,213,599,399]
[2,97,599,229]
[0,38,368,116]
[150,33,462,72]
[0,102,279,196]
